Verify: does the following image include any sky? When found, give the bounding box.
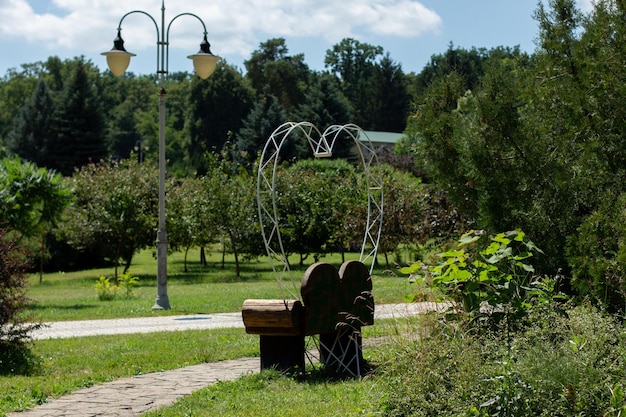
[0,0,594,78]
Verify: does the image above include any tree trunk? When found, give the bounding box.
[229,231,240,278]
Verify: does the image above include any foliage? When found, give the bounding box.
[95,271,139,300]
[95,275,117,301]
[62,159,158,277]
[270,158,361,264]
[201,150,263,276]
[567,192,626,315]
[244,38,309,112]
[401,230,556,324]
[167,176,215,271]
[0,156,71,280]
[401,0,626,293]
[44,59,106,176]
[324,37,383,129]
[0,228,42,346]
[184,62,254,174]
[6,79,54,165]
[381,304,626,417]
[367,53,411,132]
[0,156,71,240]
[235,94,287,168]
[293,72,352,137]
[370,164,425,266]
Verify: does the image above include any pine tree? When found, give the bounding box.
[45,60,106,176]
[235,93,287,167]
[185,62,254,175]
[368,54,410,132]
[7,79,54,165]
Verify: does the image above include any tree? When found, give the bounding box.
[0,68,38,141]
[202,151,259,277]
[368,54,410,132]
[294,73,352,129]
[44,59,107,175]
[6,79,54,165]
[235,94,287,167]
[167,177,216,271]
[244,38,310,112]
[272,158,361,264]
[325,38,383,127]
[63,160,158,279]
[0,156,71,280]
[185,62,254,175]
[372,164,425,267]
[98,73,154,161]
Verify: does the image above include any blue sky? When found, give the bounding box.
[0,0,593,77]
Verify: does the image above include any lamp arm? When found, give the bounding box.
[165,12,209,75]
[117,10,161,74]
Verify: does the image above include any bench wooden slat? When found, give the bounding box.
[242,299,303,336]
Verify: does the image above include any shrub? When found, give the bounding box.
[567,192,626,315]
[95,276,117,301]
[379,304,626,416]
[401,230,558,328]
[0,227,43,372]
[95,272,139,301]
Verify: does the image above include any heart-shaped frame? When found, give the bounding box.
[256,122,384,302]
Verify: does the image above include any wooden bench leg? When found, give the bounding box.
[260,335,305,373]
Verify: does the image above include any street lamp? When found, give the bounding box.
[102,0,221,310]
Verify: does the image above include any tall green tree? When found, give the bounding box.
[244,38,310,112]
[98,73,154,161]
[368,54,410,132]
[185,62,254,175]
[235,94,287,167]
[294,73,352,129]
[44,60,106,175]
[325,38,383,128]
[6,79,54,165]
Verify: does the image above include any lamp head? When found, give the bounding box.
[101,30,136,76]
[187,35,221,79]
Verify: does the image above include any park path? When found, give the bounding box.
[7,303,442,417]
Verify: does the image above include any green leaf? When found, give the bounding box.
[441,249,465,258]
[399,261,422,275]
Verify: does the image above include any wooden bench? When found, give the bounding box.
[242,260,374,375]
[242,299,304,371]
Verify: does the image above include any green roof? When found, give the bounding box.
[358,130,404,144]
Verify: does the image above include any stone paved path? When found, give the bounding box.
[7,303,443,416]
[7,359,259,417]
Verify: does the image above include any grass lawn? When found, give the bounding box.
[25,248,413,322]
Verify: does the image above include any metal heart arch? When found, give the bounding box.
[256,122,384,302]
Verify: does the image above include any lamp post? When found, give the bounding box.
[102,0,220,310]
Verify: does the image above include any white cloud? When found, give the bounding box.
[0,0,442,59]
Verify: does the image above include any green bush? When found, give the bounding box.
[379,304,626,416]
[567,192,626,314]
[95,272,139,301]
[0,228,42,344]
[401,230,558,327]
[95,275,117,301]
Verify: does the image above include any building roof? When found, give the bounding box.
[359,130,404,145]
